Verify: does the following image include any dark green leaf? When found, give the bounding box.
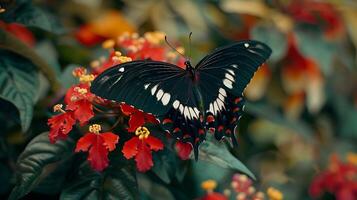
[1,1,62,33]
[198,133,255,179]
[0,51,39,131]
[8,132,75,200]
[0,29,60,91]
[60,161,138,200]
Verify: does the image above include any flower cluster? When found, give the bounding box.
[309,153,357,200]
[198,174,283,200]
[48,31,187,172]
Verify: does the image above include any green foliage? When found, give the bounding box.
[199,133,255,179]
[60,161,138,200]
[8,132,75,200]
[0,51,39,131]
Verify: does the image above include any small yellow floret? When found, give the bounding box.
[89,124,101,134]
[267,187,283,200]
[102,39,115,49]
[79,74,95,83]
[135,126,150,139]
[347,152,357,165]
[53,104,64,112]
[201,179,217,192]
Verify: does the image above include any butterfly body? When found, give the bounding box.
[91,40,272,158]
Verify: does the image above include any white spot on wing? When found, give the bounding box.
[193,107,200,117]
[119,67,125,72]
[156,89,164,100]
[161,93,171,105]
[227,69,235,76]
[179,104,184,113]
[189,107,196,119]
[144,83,150,90]
[209,103,214,114]
[219,88,226,97]
[184,106,191,119]
[223,79,233,89]
[151,84,158,95]
[218,93,225,101]
[213,101,219,114]
[244,43,249,48]
[232,64,238,68]
[173,100,180,109]
[225,73,234,82]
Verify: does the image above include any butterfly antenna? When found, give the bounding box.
[188,32,192,61]
[165,35,186,58]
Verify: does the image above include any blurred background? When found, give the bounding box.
[1,0,357,199]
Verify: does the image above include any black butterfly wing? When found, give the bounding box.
[91,60,199,116]
[195,40,272,143]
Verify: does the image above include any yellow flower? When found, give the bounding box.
[89,124,101,134]
[135,126,150,140]
[201,179,217,193]
[267,187,283,200]
[347,152,357,165]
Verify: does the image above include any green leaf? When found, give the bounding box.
[295,26,336,76]
[251,23,288,62]
[1,1,62,33]
[60,64,80,89]
[0,29,60,91]
[8,132,75,200]
[61,161,138,200]
[0,51,39,131]
[198,133,255,179]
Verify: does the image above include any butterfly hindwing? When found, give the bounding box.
[195,40,271,143]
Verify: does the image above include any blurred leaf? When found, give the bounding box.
[245,102,313,139]
[151,148,188,184]
[0,1,62,33]
[295,26,336,76]
[251,23,288,62]
[60,64,80,89]
[198,133,255,179]
[8,132,75,200]
[35,41,61,75]
[0,29,60,91]
[60,161,138,200]
[0,51,39,131]
[137,174,175,200]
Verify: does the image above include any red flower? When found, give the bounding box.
[65,84,95,125]
[47,111,76,143]
[75,24,105,47]
[75,124,119,171]
[120,104,159,132]
[122,126,164,172]
[309,154,357,200]
[287,1,344,39]
[199,193,228,200]
[175,141,192,160]
[0,21,35,46]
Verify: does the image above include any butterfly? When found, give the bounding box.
[91,40,272,158]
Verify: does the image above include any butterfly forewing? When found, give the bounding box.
[91,60,199,116]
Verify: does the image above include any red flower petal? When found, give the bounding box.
[175,141,192,160]
[75,133,119,171]
[101,132,120,151]
[145,113,159,124]
[122,137,140,159]
[199,193,228,200]
[128,111,145,132]
[135,142,153,172]
[75,24,105,47]
[145,136,164,151]
[47,112,76,143]
[72,100,94,125]
[5,23,35,47]
[75,133,96,152]
[120,104,136,116]
[88,135,109,171]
